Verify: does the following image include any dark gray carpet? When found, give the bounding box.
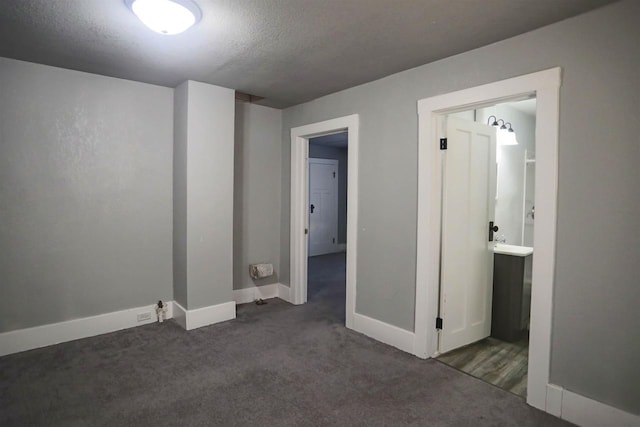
[0,253,569,426]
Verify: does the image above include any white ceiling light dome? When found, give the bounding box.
[126,0,202,35]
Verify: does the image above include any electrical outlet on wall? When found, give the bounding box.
[137,312,152,322]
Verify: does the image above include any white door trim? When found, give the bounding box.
[415,68,561,412]
[290,114,359,329]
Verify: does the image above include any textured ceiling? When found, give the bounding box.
[0,0,617,108]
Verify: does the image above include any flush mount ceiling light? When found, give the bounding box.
[126,0,201,35]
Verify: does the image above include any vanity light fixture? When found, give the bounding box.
[487,115,519,146]
[126,0,202,35]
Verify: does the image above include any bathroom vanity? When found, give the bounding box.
[491,244,533,342]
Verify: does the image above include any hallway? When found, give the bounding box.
[307,252,346,322]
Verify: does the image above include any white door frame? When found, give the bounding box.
[308,157,339,256]
[414,68,561,412]
[290,114,359,329]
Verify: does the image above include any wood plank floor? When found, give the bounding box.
[436,337,529,398]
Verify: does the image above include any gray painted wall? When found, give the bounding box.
[175,81,235,309]
[233,102,282,289]
[309,141,348,244]
[0,58,173,332]
[280,0,640,414]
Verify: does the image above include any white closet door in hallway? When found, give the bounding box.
[308,158,339,257]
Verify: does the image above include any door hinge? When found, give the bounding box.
[488,221,498,242]
[333,171,336,178]
[436,317,443,330]
[305,228,308,235]
[332,237,335,244]
[439,138,447,150]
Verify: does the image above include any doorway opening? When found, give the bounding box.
[435,99,537,398]
[290,115,359,329]
[307,135,348,319]
[414,68,561,412]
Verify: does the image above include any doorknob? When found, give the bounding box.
[489,221,499,241]
[310,204,315,214]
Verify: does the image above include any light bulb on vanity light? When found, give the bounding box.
[126,0,202,35]
[502,122,519,146]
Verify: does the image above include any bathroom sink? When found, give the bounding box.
[493,243,533,257]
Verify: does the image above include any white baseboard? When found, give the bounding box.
[352,312,415,354]
[277,283,292,303]
[545,383,563,417]
[546,384,639,427]
[0,301,175,357]
[172,301,235,331]
[233,284,280,304]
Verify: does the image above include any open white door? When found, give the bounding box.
[439,116,497,354]
[308,158,339,257]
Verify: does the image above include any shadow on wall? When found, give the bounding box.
[233,100,283,290]
[233,101,246,289]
